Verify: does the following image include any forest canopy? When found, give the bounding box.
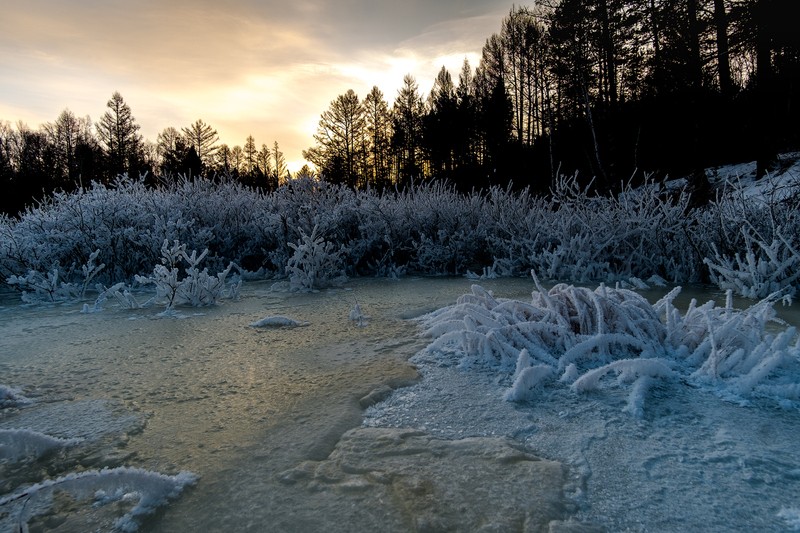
[304,0,800,193]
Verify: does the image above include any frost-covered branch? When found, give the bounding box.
[418,275,800,417]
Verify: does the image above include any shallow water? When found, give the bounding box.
[2,277,799,531]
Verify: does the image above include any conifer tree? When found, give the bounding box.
[96,92,142,177]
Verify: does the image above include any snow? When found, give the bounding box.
[0,428,81,462]
[1,154,800,530]
[0,384,31,408]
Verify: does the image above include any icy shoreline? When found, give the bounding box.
[363,281,800,532]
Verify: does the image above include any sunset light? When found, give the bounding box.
[0,0,510,171]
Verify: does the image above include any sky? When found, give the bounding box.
[0,0,514,172]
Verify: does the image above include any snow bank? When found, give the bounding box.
[417,274,800,417]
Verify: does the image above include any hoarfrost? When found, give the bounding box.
[417,273,800,417]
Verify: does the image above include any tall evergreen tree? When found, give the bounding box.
[257,143,275,189]
[43,109,94,187]
[96,92,142,178]
[424,66,459,178]
[273,141,287,185]
[182,119,219,173]
[244,135,258,178]
[363,86,393,188]
[303,89,366,187]
[392,75,426,186]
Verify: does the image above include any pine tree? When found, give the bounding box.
[273,141,287,185]
[363,86,392,188]
[181,119,219,173]
[244,135,257,177]
[303,89,366,187]
[96,92,142,177]
[391,75,425,185]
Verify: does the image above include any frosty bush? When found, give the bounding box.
[286,225,346,291]
[0,162,798,298]
[418,273,800,417]
[135,239,240,310]
[6,249,105,303]
[701,173,800,298]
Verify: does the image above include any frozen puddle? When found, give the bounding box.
[2,277,800,531]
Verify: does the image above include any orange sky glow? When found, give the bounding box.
[0,1,513,172]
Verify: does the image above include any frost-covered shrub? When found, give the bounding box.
[135,239,240,310]
[701,174,800,298]
[705,232,800,300]
[286,225,346,291]
[418,274,800,417]
[0,161,797,298]
[6,249,105,303]
[523,174,701,284]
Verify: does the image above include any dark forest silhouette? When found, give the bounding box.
[1,0,799,215]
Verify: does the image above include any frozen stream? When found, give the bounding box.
[2,277,800,531]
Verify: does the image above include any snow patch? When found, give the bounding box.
[0,428,81,462]
[0,385,31,408]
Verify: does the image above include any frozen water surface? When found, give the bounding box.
[2,278,800,531]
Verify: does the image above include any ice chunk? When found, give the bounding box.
[0,384,31,408]
[249,315,309,328]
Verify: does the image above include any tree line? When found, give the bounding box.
[0,91,294,215]
[305,0,799,196]
[2,1,798,215]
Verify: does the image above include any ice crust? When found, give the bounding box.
[278,427,570,531]
[0,467,197,532]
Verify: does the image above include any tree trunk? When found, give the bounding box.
[755,0,775,178]
[713,0,733,96]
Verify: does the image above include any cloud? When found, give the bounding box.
[0,0,510,170]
